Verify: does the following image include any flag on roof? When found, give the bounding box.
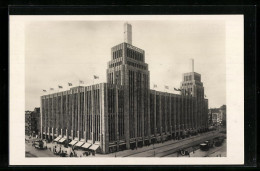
[68,83,72,86]
[174,88,181,91]
[58,85,63,89]
[94,75,99,79]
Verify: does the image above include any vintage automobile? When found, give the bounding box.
[200,143,208,151]
[214,136,225,147]
[33,140,47,150]
[204,140,214,148]
[208,126,216,131]
[180,147,194,156]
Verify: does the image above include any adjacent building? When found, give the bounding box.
[219,105,226,126]
[208,105,226,126]
[40,23,209,154]
[25,107,40,137]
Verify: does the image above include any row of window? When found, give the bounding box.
[127,61,147,70]
[127,48,144,62]
[150,94,207,134]
[182,82,193,86]
[109,61,122,68]
[183,82,203,87]
[184,75,192,81]
[194,75,201,82]
[42,91,101,142]
[108,88,125,142]
[128,70,135,138]
[183,88,193,95]
[136,72,142,137]
[112,49,123,59]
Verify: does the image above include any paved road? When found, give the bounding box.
[125,131,223,157]
[101,130,223,157]
[25,130,225,158]
[166,139,227,157]
[207,140,226,157]
[25,142,57,157]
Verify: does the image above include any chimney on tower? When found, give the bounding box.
[190,58,194,72]
[124,22,132,45]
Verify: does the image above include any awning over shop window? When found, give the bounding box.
[53,136,62,142]
[58,137,66,143]
[89,144,100,151]
[75,141,84,147]
[81,142,92,149]
[69,139,78,146]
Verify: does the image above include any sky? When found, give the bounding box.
[25,19,226,110]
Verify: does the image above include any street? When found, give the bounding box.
[25,142,56,157]
[25,130,226,158]
[114,131,224,157]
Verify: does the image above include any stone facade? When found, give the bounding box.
[209,105,226,126]
[25,107,40,137]
[40,23,209,154]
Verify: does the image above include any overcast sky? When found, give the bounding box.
[25,19,226,110]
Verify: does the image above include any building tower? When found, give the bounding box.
[180,59,207,131]
[180,59,204,98]
[40,22,210,154]
[124,22,132,45]
[106,22,150,149]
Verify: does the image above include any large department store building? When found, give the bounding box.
[40,23,209,154]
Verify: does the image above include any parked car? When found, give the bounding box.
[33,140,47,150]
[204,140,214,148]
[214,136,225,147]
[200,143,208,151]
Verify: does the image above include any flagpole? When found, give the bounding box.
[42,90,47,95]
[164,86,168,93]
